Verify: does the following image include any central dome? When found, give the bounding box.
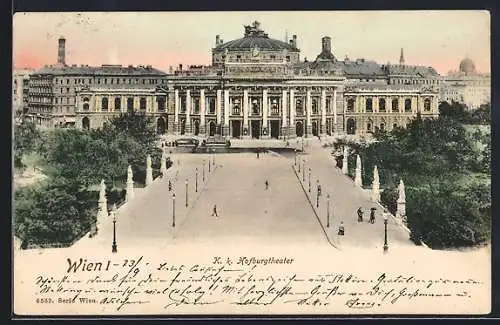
[214,21,299,52]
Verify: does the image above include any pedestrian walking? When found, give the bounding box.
[257,151,260,159]
[265,179,269,190]
[338,221,345,236]
[211,204,218,217]
[369,207,376,224]
[357,207,363,222]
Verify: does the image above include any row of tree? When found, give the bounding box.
[14,113,168,248]
[336,101,491,249]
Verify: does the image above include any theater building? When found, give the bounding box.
[46,21,440,137]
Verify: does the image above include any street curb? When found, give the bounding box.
[291,164,341,251]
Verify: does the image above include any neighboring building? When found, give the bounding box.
[34,22,441,137]
[13,68,33,120]
[26,36,167,128]
[440,58,491,109]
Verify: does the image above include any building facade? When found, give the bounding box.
[29,22,441,137]
[440,58,491,109]
[13,68,33,120]
[26,36,167,127]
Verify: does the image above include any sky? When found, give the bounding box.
[13,11,490,75]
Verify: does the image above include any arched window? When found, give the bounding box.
[82,117,90,130]
[115,97,121,110]
[83,103,89,111]
[392,98,398,112]
[393,123,398,130]
[101,97,108,111]
[346,118,356,135]
[424,98,431,111]
[404,98,412,112]
[379,98,386,112]
[380,123,385,132]
[140,97,147,110]
[365,98,373,112]
[312,98,318,114]
[367,121,373,132]
[347,98,355,112]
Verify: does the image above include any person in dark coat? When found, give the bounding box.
[265,179,269,190]
[211,204,218,217]
[357,207,363,222]
[338,222,345,236]
[369,207,376,224]
[168,180,172,191]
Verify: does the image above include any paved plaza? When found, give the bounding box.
[74,139,415,252]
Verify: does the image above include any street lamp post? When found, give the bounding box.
[185,179,188,207]
[202,160,205,182]
[383,215,389,252]
[294,150,297,167]
[208,157,211,173]
[195,168,198,192]
[327,194,330,228]
[302,160,306,182]
[298,155,301,173]
[316,182,320,208]
[111,213,117,253]
[172,193,176,227]
[308,168,311,193]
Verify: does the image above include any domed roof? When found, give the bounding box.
[214,21,299,52]
[459,57,476,75]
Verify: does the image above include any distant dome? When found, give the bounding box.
[459,57,476,75]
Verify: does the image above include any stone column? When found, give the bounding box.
[216,89,222,127]
[289,89,295,137]
[223,89,230,136]
[146,155,153,186]
[121,96,126,113]
[320,88,327,136]
[333,87,338,132]
[243,89,250,138]
[354,154,362,187]
[174,89,179,134]
[185,90,191,134]
[200,89,206,135]
[342,146,348,174]
[282,89,288,139]
[396,179,406,223]
[399,96,404,113]
[306,88,312,137]
[126,165,134,202]
[371,165,380,202]
[262,89,269,138]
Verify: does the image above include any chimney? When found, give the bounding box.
[400,48,405,66]
[292,35,297,47]
[322,36,331,53]
[216,35,220,46]
[57,36,66,66]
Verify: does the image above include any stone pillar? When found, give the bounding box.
[342,146,348,174]
[396,179,406,223]
[146,155,153,186]
[289,89,295,137]
[200,89,206,135]
[243,89,250,138]
[97,179,108,232]
[262,89,269,138]
[185,90,191,134]
[216,89,222,126]
[281,89,288,139]
[333,87,338,132]
[354,154,362,187]
[320,88,326,136]
[161,150,167,176]
[126,165,134,202]
[371,165,380,202]
[121,96,126,113]
[306,89,312,137]
[174,89,179,134]
[223,89,230,136]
